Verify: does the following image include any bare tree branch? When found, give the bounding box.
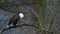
[0,24,38,33]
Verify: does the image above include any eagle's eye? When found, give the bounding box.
[19,13,24,19]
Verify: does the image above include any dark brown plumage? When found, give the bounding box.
[8,13,20,26]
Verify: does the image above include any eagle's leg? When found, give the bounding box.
[13,22,17,26]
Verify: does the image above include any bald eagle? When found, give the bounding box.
[8,13,24,27]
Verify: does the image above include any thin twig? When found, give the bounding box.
[31,9,43,30]
[48,11,57,30]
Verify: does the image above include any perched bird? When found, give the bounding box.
[7,13,24,27]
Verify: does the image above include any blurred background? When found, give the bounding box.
[0,0,60,34]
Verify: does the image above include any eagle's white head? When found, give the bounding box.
[19,13,24,19]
